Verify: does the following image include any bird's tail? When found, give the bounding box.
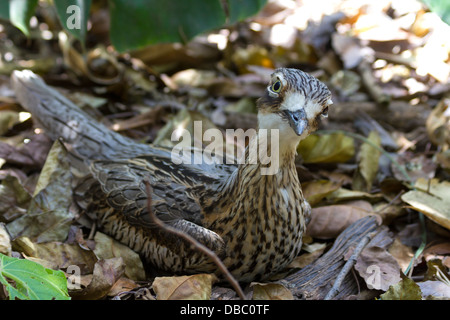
[11,70,151,160]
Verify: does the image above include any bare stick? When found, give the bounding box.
[144,180,246,300]
[324,234,372,300]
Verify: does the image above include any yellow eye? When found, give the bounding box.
[271,80,282,93]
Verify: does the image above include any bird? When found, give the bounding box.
[11,68,332,282]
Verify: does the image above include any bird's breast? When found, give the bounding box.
[205,164,307,281]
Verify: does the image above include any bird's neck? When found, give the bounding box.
[202,132,301,220]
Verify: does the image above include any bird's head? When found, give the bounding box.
[257,68,332,151]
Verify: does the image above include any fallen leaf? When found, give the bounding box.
[297,132,355,164]
[401,178,450,230]
[388,238,414,273]
[93,232,146,281]
[0,224,11,255]
[418,281,450,299]
[0,111,19,135]
[326,187,382,203]
[152,274,216,300]
[108,276,139,298]
[424,260,450,282]
[70,258,125,300]
[0,175,31,222]
[12,236,97,274]
[353,131,381,192]
[0,133,52,168]
[380,276,422,300]
[288,244,326,269]
[391,152,437,183]
[355,246,402,291]
[6,140,75,242]
[306,200,373,239]
[251,282,294,300]
[302,180,342,206]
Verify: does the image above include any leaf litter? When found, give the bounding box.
[0,0,450,300]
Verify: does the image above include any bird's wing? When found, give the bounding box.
[76,158,226,255]
[87,158,205,227]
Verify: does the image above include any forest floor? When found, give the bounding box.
[0,0,449,300]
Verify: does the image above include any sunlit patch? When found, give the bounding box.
[207,29,229,50]
[19,112,31,122]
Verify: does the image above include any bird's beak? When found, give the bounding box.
[285,110,308,136]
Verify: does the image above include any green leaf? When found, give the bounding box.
[109,0,225,51]
[228,0,267,23]
[108,0,267,52]
[0,1,10,20]
[8,0,39,36]
[0,253,70,300]
[422,0,450,25]
[53,0,92,43]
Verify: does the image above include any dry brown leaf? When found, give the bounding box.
[288,245,326,269]
[297,132,355,164]
[418,281,450,299]
[70,258,125,300]
[152,274,216,300]
[251,282,294,300]
[108,276,139,298]
[302,180,341,206]
[326,187,383,203]
[388,238,414,273]
[353,130,381,192]
[401,178,450,230]
[306,200,373,239]
[12,236,98,274]
[380,276,422,300]
[429,97,450,168]
[423,242,450,260]
[93,232,146,281]
[355,246,402,291]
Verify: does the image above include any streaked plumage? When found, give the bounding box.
[11,68,332,282]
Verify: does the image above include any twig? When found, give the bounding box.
[324,234,372,300]
[144,180,247,300]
